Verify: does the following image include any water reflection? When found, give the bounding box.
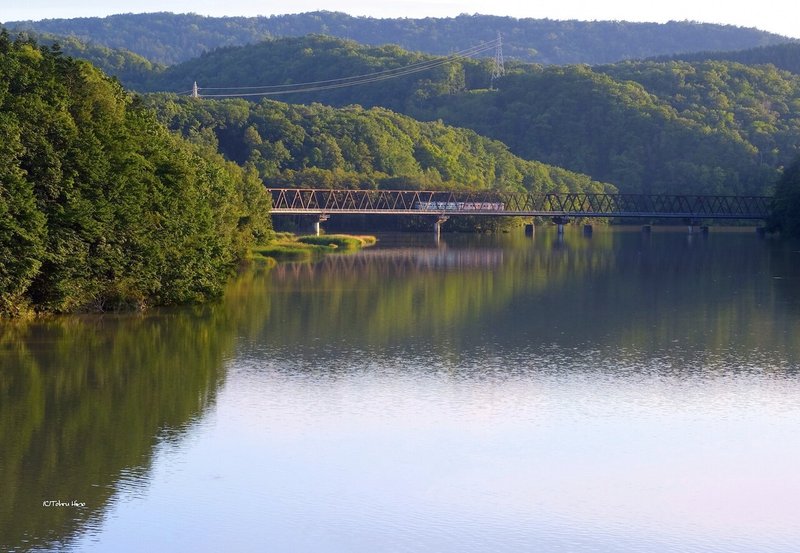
[259,229,800,371]
[3,229,800,552]
[0,267,272,552]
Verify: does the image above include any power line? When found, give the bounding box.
[187,39,500,99]
[196,39,499,93]
[198,39,498,92]
[200,52,492,97]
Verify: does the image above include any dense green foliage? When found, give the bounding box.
[770,157,800,236]
[597,60,800,168]
[4,11,791,66]
[132,36,799,195]
[146,95,610,194]
[25,31,165,85]
[430,64,798,194]
[5,28,797,197]
[136,35,487,110]
[655,43,800,75]
[0,33,271,316]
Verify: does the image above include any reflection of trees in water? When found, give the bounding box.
[272,247,506,280]
[472,231,800,367]
[265,231,616,348]
[0,267,272,552]
[2,234,797,550]
[266,230,800,366]
[769,240,800,307]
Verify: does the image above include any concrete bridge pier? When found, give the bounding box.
[685,218,702,234]
[552,216,570,236]
[313,214,330,236]
[434,215,449,240]
[524,222,535,237]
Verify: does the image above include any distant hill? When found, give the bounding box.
[114,35,798,196]
[131,35,492,111]
[9,30,164,85]
[427,65,795,196]
[3,26,796,198]
[652,42,800,75]
[4,11,793,66]
[144,94,611,195]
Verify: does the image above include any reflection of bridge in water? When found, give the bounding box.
[272,248,505,281]
[269,189,772,230]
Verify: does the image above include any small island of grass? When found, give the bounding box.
[250,233,377,262]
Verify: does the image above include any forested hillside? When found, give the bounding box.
[429,63,799,195]
[146,95,610,194]
[0,32,271,316]
[21,30,165,84]
[127,36,799,196]
[4,11,792,66]
[655,43,800,75]
[133,35,491,108]
[596,60,800,166]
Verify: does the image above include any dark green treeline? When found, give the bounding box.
[0,33,272,316]
[5,12,791,66]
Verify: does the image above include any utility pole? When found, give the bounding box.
[490,33,505,90]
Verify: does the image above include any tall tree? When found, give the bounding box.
[0,34,271,315]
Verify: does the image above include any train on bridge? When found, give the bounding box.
[413,201,506,211]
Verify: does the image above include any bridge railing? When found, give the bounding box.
[267,188,772,219]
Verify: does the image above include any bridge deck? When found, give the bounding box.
[267,189,772,220]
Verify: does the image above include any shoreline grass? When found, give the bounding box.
[249,233,377,263]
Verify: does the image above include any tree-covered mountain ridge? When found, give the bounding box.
[652,42,800,75]
[146,94,612,195]
[124,35,800,196]
[6,29,796,196]
[432,63,798,195]
[17,30,165,84]
[4,11,794,66]
[131,35,487,106]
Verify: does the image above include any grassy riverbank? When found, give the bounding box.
[250,233,377,262]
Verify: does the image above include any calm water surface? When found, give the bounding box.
[2,228,800,552]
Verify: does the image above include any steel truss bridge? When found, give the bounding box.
[268,189,772,220]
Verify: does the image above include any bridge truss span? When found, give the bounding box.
[267,188,772,220]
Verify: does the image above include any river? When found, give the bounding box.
[2,227,799,552]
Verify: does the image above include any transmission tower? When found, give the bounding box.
[490,33,505,90]
[192,81,199,98]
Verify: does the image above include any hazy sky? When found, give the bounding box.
[3,0,799,39]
